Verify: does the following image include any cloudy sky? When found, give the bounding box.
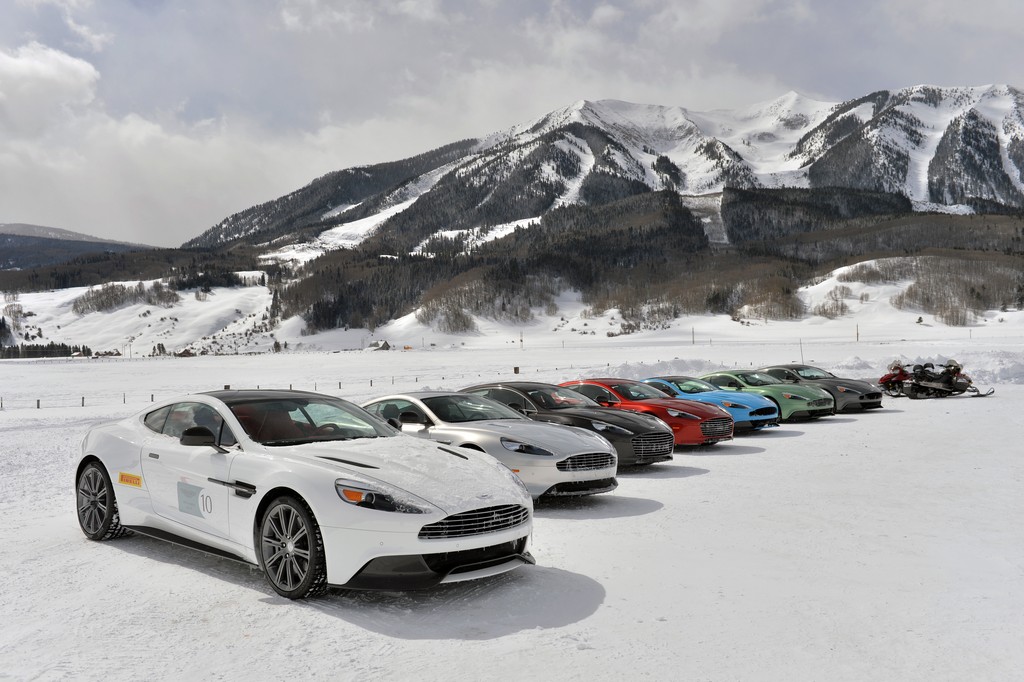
[2,0,1022,247]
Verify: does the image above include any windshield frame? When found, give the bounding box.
[229,396,396,445]
[422,394,527,423]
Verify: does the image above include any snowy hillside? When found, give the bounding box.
[5,259,1024,372]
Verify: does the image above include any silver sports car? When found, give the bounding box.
[362,392,618,499]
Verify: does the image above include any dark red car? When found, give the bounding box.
[559,378,734,446]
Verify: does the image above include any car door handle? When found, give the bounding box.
[435,439,452,444]
[148,452,160,459]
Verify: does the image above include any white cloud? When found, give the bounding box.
[0,41,99,138]
[279,0,376,32]
[3,0,1024,248]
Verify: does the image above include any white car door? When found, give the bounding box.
[140,402,238,539]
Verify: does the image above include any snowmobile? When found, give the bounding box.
[878,362,912,398]
[905,360,994,399]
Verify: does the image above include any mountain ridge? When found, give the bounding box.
[188,84,1024,259]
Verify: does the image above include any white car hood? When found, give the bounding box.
[274,435,530,514]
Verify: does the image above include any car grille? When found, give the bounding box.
[556,452,616,472]
[700,417,733,438]
[862,392,882,401]
[631,432,674,457]
[751,406,777,417]
[418,505,530,540]
[809,398,833,408]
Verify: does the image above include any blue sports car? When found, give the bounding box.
[642,376,780,431]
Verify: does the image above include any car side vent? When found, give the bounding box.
[316,456,379,469]
[437,446,469,460]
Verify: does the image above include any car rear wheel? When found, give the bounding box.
[259,496,327,599]
[76,462,129,541]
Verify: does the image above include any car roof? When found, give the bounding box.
[201,389,339,405]
[367,391,469,400]
[466,381,560,390]
[568,377,638,384]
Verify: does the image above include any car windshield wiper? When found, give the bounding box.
[263,438,315,446]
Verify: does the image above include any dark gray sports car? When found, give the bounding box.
[759,364,883,412]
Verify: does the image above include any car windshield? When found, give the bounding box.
[735,372,781,387]
[230,397,394,445]
[607,381,667,400]
[525,386,600,409]
[422,394,525,423]
[794,367,835,379]
[664,377,718,394]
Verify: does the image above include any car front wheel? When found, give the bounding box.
[258,496,328,599]
[76,462,129,541]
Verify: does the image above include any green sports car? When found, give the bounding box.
[698,370,835,421]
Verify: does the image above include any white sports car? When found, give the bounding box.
[362,391,618,499]
[75,389,534,599]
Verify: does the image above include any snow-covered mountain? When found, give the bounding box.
[186,84,1024,259]
[1,223,151,270]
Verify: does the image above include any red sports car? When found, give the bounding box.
[559,378,734,446]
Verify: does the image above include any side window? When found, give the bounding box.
[573,384,615,403]
[163,403,196,438]
[704,375,727,387]
[373,399,424,423]
[486,388,531,410]
[162,402,225,440]
[144,405,172,433]
[192,404,229,445]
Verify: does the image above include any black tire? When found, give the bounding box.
[76,462,130,541]
[258,496,327,599]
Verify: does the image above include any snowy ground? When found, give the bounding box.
[1,315,1022,680]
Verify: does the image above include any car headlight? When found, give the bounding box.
[497,462,532,497]
[591,420,633,436]
[665,408,699,420]
[781,393,808,401]
[835,386,860,394]
[500,437,555,456]
[719,401,742,409]
[335,477,433,514]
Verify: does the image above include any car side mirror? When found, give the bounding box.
[595,397,615,406]
[399,411,424,425]
[727,382,741,389]
[180,426,227,453]
[386,417,402,430]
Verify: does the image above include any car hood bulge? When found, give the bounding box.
[456,420,612,454]
[768,384,832,400]
[811,378,877,392]
[698,390,775,409]
[278,436,529,513]
[642,398,727,418]
[554,407,667,432]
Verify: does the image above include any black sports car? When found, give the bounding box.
[461,381,675,465]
